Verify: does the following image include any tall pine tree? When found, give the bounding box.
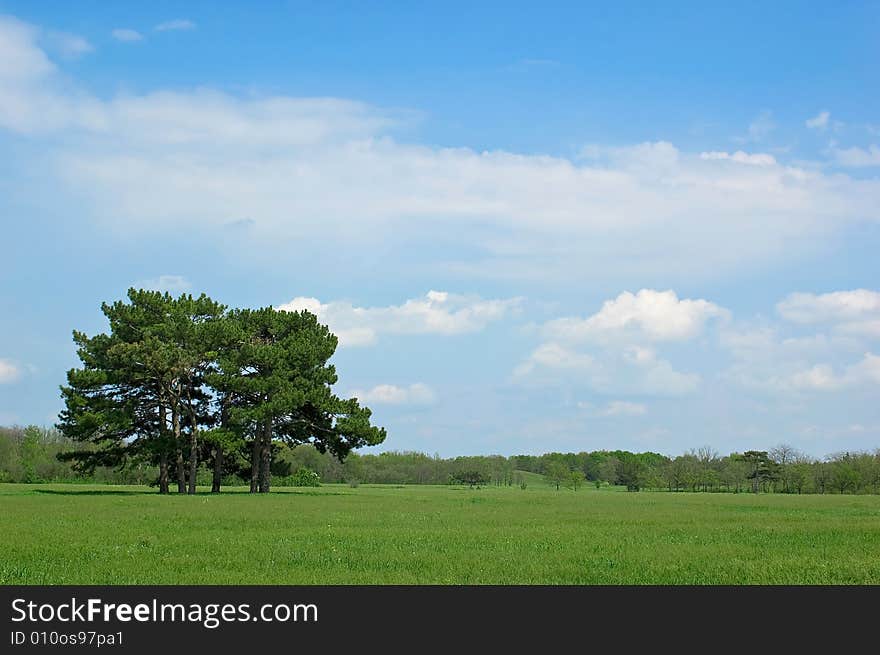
[210,307,385,493]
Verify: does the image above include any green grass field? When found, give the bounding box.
[3,481,880,584]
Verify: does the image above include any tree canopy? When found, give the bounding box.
[57,289,386,493]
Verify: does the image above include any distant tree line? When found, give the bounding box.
[2,425,879,494]
[513,446,880,494]
[53,289,386,493]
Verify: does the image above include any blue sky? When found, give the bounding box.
[1,2,879,458]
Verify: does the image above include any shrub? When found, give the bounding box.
[291,467,321,487]
[449,470,488,488]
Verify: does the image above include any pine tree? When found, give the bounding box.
[210,307,386,493]
[59,289,226,493]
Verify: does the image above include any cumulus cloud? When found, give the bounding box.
[112,28,144,42]
[699,150,776,166]
[831,144,880,167]
[620,346,701,394]
[543,289,729,343]
[777,289,880,337]
[722,290,880,395]
[133,275,192,293]
[789,353,880,392]
[1,15,879,285]
[513,342,595,376]
[514,342,700,396]
[805,111,830,130]
[0,359,21,383]
[348,383,436,405]
[514,290,718,395]
[277,291,521,347]
[155,19,196,32]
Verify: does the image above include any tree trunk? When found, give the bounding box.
[250,436,260,493]
[173,402,185,493]
[212,447,223,493]
[158,452,169,494]
[259,418,272,493]
[157,401,169,494]
[187,406,198,495]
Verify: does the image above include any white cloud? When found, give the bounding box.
[348,383,436,405]
[513,342,595,377]
[515,290,716,395]
[0,359,21,384]
[600,400,647,416]
[133,275,192,293]
[1,17,879,283]
[805,111,830,130]
[514,342,700,396]
[277,291,521,347]
[699,150,776,166]
[0,17,56,79]
[621,346,701,394]
[543,289,729,343]
[850,352,880,383]
[789,364,844,391]
[777,289,880,337]
[155,19,196,32]
[112,29,144,43]
[45,31,93,58]
[831,144,880,167]
[790,353,880,391]
[721,305,880,394]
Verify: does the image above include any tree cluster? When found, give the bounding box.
[515,446,880,494]
[56,289,386,493]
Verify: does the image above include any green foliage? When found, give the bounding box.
[450,470,488,488]
[543,461,570,490]
[565,470,586,491]
[3,420,879,496]
[597,457,619,485]
[616,453,646,492]
[289,467,321,487]
[20,427,42,483]
[56,289,385,494]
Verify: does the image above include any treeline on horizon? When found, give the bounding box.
[2,424,879,495]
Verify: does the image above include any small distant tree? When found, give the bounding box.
[829,454,860,494]
[20,426,43,483]
[597,457,619,486]
[544,461,569,490]
[789,456,813,494]
[719,456,749,493]
[451,470,488,488]
[813,461,830,494]
[565,470,585,491]
[616,455,645,492]
[770,444,800,493]
[737,450,778,493]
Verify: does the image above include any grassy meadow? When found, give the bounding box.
[2,477,880,584]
